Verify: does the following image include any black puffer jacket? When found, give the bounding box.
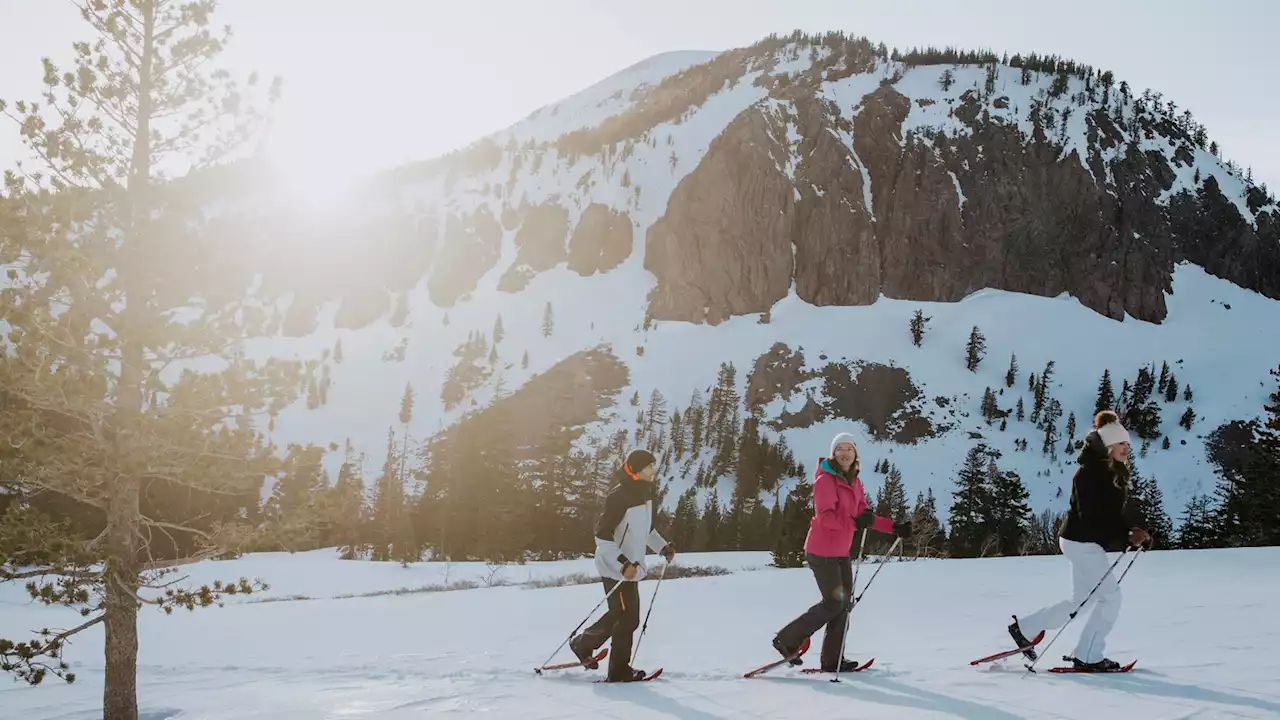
[1058,431,1144,550]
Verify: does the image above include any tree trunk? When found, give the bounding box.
[105,0,155,709]
[102,474,141,720]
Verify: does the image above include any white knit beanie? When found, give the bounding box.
[1097,422,1131,447]
[830,432,858,456]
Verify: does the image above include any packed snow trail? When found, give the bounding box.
[3,547,1279,719]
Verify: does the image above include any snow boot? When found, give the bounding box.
[606,667,648,682]
[821,658,863,673]
[1008,616,1038,661]
[1069,657,1121,672]
[773,636,804,666]
[568,634,600,669]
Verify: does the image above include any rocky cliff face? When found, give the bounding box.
[638,76,1274,324]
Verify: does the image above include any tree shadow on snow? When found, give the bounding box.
[590,683,724,720]
[807,675,1029,720]
[1103,672,1280,716]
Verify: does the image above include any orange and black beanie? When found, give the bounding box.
[623,449,657,478]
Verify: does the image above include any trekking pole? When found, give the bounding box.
[1117,543,1146,583]
[534,579,626,674]
[831,530,869,683]
[850,535,905,608]
[1022,545,1140,676]
[630,560,669,666]
[534,524,630,674]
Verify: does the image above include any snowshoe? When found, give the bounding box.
[1069,656,1122,672]
[569,634,600,670]
[822,658,865,673]
[773,636,805,667]
[606,667,649,682]
[1007,616,1038,661]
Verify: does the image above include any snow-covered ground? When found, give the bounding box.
[4,547,1278,719]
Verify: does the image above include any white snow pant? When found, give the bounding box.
[1017,537,1121,663]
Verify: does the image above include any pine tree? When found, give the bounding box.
[1209,366,1280,546]
[909,309,930,346]
[670,408,687,459]
[1177,494,1217,549]
[981,387,998,422]
[772,481,813,568]
[910,488,945,558]
[1065,411,1078,449]
[965,326,987,372]
[1122,365,1162,439]
[688,390,706,456]
[1033,360,1055,423]
[939,68,956,91]
[643,389,669,452]
[989,465,1032,555]
[0,3,303,708]
[695,492,723,551]
[1127,459,1172,547]
[542,302,555,337]
[1041,399,1063,456]
[1164,372,1179,403]
[1005,353,1018,388]
[1180,406,1195,430]
[1028,372,1036,393]
[493,314,505,345]
[1016,397,1025,422]
[948,445,996,557]
[1095,369,1115,414]
[521,349,529,369]
[1158,361,1170,394]
[326,440,366,560]
[1183,383,1193,402]
[334,338,345,364]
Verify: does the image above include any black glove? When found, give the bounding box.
[854,509,875,529]
[892,520,913,538]
[661,543,676,562]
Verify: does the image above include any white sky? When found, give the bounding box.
[1,0,1276,192]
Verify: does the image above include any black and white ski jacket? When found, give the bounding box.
[593,469,668,582]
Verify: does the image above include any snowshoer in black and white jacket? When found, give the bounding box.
[570,449,675,682]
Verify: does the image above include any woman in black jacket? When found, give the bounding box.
[1006,411,1151,671]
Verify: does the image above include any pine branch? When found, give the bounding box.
[0,614,103,685]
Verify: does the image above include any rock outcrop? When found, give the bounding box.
[644,110,796,323]
[568,203,633,276]
[429,207,503,307]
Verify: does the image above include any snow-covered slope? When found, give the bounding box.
[219,36,1280,525]
[3,547,1279,718]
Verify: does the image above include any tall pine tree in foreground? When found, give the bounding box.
[0,2,303,715]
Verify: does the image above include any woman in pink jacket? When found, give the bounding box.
[772,432,913,672]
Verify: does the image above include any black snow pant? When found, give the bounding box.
[578,578,641,679]
[774,553,854,669]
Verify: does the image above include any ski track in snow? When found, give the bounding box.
[3,547,1278,719]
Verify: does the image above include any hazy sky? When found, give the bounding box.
[1,0,1276,192]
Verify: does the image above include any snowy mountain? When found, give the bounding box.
[205,33,1279,531]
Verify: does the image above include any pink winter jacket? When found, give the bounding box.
[804,459,895,558]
